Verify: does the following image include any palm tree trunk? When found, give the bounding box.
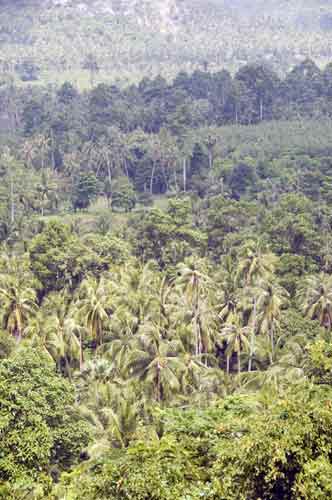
[150,161,156,195]
[174,165,178,192]
[123,158,129,178]
[79,330,84,372]
[270,327,274,365]
[107,163,112,191]
[183,158,187,192]
[259,97,264,121]
[248,297,257,372]
[156,362,161,402]
[10,172,15,224]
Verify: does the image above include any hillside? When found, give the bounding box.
[1,0,332,87]
[3,3,332,498]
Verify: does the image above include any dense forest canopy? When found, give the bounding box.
[1,53,332,498]
[1,0,332,86]
[2,0,332,494]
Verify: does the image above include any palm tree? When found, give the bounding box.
[103,309,136,377]
[257,280,289,364]
[37,292,84,374]
[128,322,185,402]
[0,278,37,340]
[217,256,242,325]
[220,315,250,375]
[236,242,277,371]
[112,260,159,334]
[175,258,213,357]
[178,352,207,396]
[236,239,276,287]
[76,276,112,348]
[79,371,139,452]
[298,274,332,330]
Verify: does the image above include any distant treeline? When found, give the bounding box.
[5,58,332,140]
[2,59,332,219]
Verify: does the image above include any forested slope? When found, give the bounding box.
[1,58,332,498]
[1,0,332,86]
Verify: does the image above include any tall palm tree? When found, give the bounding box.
[257,280,289,364]
[76,276,112,348]
[236,239,276,287]
[39,292,84,373]
[220,315,250,375]
[236,241,277,371]
[0,278,37,340]
[112,260,159,334]
[175,258,213,357]
[298,274,332,330]
[103,308,136,377]
[79,372,139,452]
[128,322,185,402]
[178,352,207,396]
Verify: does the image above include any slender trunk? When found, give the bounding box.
[174,164,178,192]
[226,355,230,374]
[156,361,161,402]
[248,297,257,372]
[79,330,84,372]
[51,130,56,170]
[123,158,129,178]
[270,327,274,365]
[238,351,241,376]
[194,316,199,356]
[208,150,213,170]
[150,161,156,195]
[107,162,112,188]
[10,172,15,225]
[183,158,187,193]
[259,97,264,121]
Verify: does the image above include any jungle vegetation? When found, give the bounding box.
[2,60,332,498]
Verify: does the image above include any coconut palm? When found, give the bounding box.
[257,280,289,364]
[103,309,137,377]
[175,258,213,356]
[236,239,276,287]
[76,276,112,347]
[128,322,185,402]
[38,292,84,373]
[80,373,139,452]
[298,273,332,330]
[112,260,160,333]
[217,255,247,325]
[236,241,277,371]
[0,278,37,340]
[220,316,250,376]
[178,351,207,396]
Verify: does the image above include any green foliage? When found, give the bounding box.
[213,385,332,500]
[306,339,332,385]
[1,35,332,499]
[111,177,136,212]
[72,173,99,211]
[0,346,90,491]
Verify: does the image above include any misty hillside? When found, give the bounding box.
[0,0,332,86]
